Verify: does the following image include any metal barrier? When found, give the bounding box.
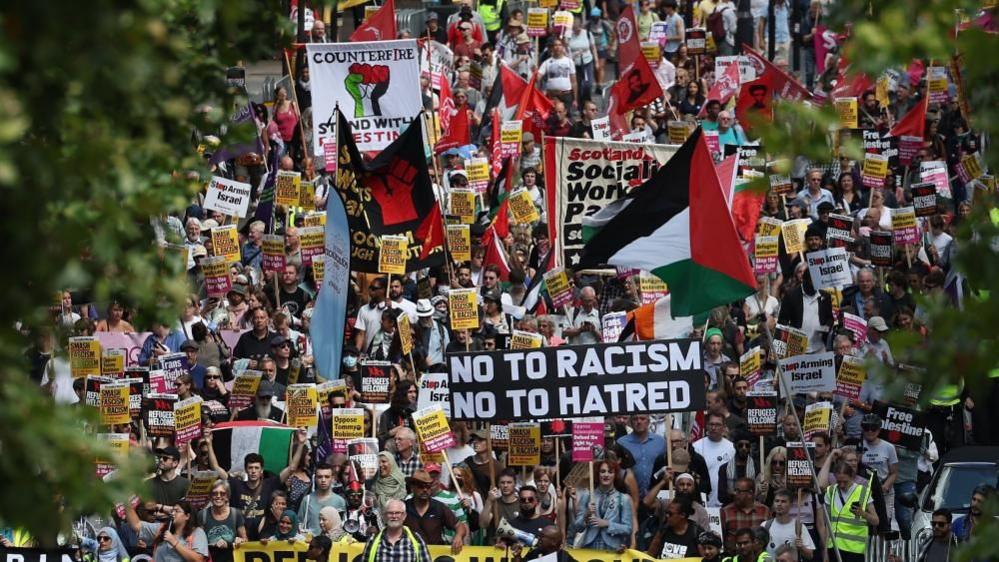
[396,8,428,37]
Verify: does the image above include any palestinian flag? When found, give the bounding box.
[577,128,756,316]
[210,420,295,473]
[479,64,529,143]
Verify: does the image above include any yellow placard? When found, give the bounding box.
[740,347,762,378]
[892,206,917,230]
[100,382,131,425]
[299,225,325,264]
[500,121,522,146]
[286,384,319,427]
[875,76,891,107]
[101,348,125,378]
[641,42,661,65]
[465,158,491,192]
[543,268,573,307]
[639,275,668,295]
[299,179,316,210]
[316,379,346,404]
[527,8,550,33]
[303,211,327,226]
[508,189,540,224]
[313,257,325,285]
[507,422,541,466]
[275,171,302,208]
[803,403,832,436]
[552,10,573,29]
[174,396,203,444]
[781,218,810,254]
[230,370,262,410]
[412,405,455,453]
[962,153,983,180]
[927,66,948,98]
[211,225,242,264]
[863,152,889,180]
[757,216,783,237]
[398,312,414,355]
[755,235,779,259]
[446,224,471,262]
[364,5,379,21]
[667,120,691,144]
[834,97,858,129]
[838,355,867,387]
[448,288,480,331]
[378,235,408,275]
[510,330,543,349]
[332,408,366,440]
[449,189,476,224]
[70,336,102,379]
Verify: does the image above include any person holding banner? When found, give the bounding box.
[572,460,634,551]
[360,499,431,562]
[196,480,246,562]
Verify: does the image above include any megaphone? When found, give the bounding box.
[343,517,360,534]
[496,518,538,547]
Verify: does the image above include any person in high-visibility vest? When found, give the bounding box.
[825,462,879,562]
[360,499,432,562]
[476,0,507,44]
[926,379,965,455]
[722,527,772,561]
[0,528,34,548]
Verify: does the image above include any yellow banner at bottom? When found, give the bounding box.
[234,540,698,562]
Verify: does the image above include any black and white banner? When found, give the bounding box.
[447,339,705,421]
[307,40,422,153]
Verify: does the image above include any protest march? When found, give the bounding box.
[10,2,999,562]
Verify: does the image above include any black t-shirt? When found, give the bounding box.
[233,330,278,361]
[509,514,549,537]
[229,474,281,523]
[268,286,309,318]
[653,523,702,559]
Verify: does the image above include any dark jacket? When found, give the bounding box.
[778,287,833,334]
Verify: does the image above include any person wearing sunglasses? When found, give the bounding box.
[916,508,957,562]
[79,526,129,562]
[403,470,467,553]
[756,447,787,507]
[715,431,759,506]
[196,480,246,562]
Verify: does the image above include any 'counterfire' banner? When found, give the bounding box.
[446,339,705,421]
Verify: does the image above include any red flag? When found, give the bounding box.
[350,0,397,42]
[741,44,811,101]
[615,5,642,72]
[890,95,929,138]
[437,72,455,134]
[689,410,705,442]
[481,225,511,281]
[514,72,554,141]
[435,104,470,154]
[415,205,446,260]
[698,60,741,117]
[735,74,776,132]
[813,24,840,75]
[492,196,510,240]
[609,55,664,116]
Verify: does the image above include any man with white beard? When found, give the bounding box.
[234,381,284,422]
[361,499,432,562]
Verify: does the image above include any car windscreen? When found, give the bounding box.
[924,464,999,512]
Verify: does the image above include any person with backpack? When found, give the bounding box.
[709,0,738,56]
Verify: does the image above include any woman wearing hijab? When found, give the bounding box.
[80,527,129,562]
[124,500,209,562]
[266,510,305,542]
[318,506,348,542]
[370,452,407,508]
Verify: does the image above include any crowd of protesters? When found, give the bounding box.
[10,1,999,562]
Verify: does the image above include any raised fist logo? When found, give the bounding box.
[345,63,390,118]
[365,157,420,225]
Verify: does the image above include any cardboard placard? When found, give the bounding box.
[507,422,541,466]
[95,432,130,478]
[927,66,949,103]
[144,393,177,437]
[739,347,763,388]
[509,330,543,349]
[842,313,868,346]
[768,174,794,196]
[359,361,392,403]
[275,171,302,207]
[641,42,661,68]
[229,370,262,412]
[509,188,541,224]
[449,189,476,225]
[174,396,204,447]
[806,247,853,289]
[101,349,126,378]
[204,176,252,218]
[70,336,102,379]
[753,235,779,274]
[873,401,926,451]
[262,234,286,273]
[448,288,479,330]
[786,442,813,488]
[185,470,219,510]
[835,355,867,400]
[299,226,326,267]
[202,255,233,299]
[211,225,242,264]
[100,382,131,426]
[639,274,668,305]
[303,211,327,226]
[446,224,471,262]
[757,216,783,237]
[780,351,837,394]
[412,405,456,452]
[834,97,859,129]
[891,207,919,245]
[826,214,854,248]
[500,121,523,157]
[911,183,937,217]
[773,324,809,360]
[685,27,706,54]
[803,401,833,439]
[527,8,549,37]
[466,158,490,193]
[286,384,319,427]
[869,231,894,267]
[544,268,573,308]
[347,438,380,480]
[378,234,408,275]
[862,152,890,189]
[667,120,691,144]
[601,312,627,343]
[781,219,810,254]
[745,391,778,436]
[299,179,316,210]
[571,417,604,462]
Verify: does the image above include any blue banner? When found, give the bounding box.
[310,187,351,381]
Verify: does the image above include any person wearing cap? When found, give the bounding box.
[520,131,541,173]
[697,530,724,562]
[646,496,702,558]
[233,380,285,422]
[415,298,449,370]
[403,470,467,551]
[149,446,191,513]
[423,11,447,44]
[715,431,759,506]
[793,168,835,220]
[702,328,731,389]
[460,430,505,497]
[420,463,470,543]
[860,315,894,365]
[180,339,208,389]
[858,413,898,518]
